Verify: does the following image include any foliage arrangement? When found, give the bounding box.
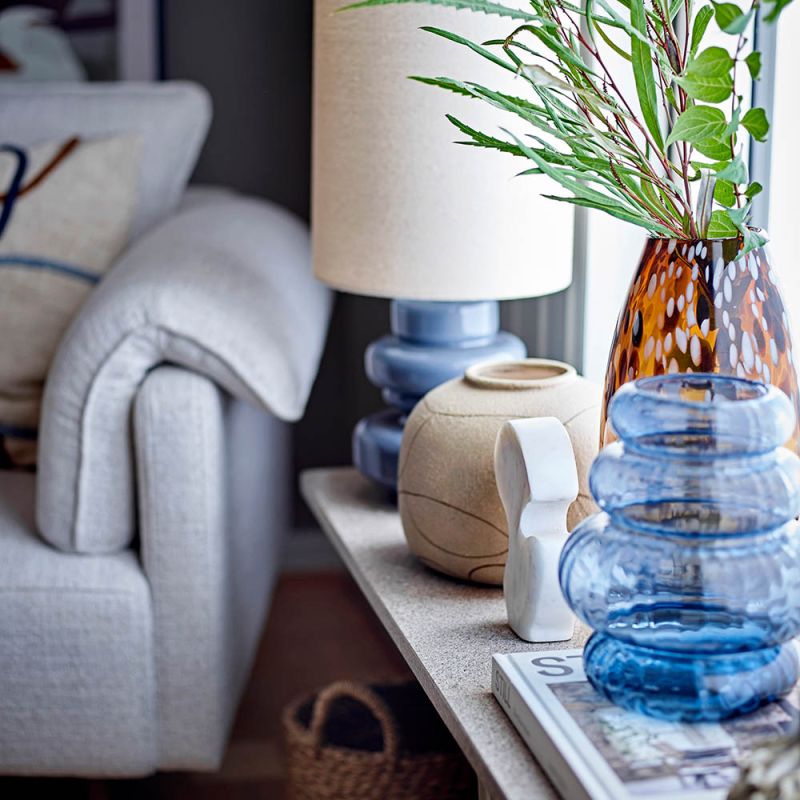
[344,0,794,251]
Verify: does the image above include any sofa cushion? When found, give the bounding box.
[0,134,139,467]
[0,470,156,774]
[0,81,211,237]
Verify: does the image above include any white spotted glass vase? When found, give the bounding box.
[601,236,800,449]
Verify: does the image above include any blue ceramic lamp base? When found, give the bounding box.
[353,299,526,490]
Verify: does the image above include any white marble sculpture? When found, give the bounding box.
[494,417,578,643]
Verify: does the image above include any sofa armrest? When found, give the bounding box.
[37,193,331,554]
[134,366,288,769]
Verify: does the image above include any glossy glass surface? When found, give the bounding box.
[600,238,800,452]
[354,299,525,490]
[583,634,800,722]
[560,374,800,720]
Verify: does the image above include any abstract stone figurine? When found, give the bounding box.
[495,417,578,643]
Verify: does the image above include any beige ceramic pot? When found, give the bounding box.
[397,359,601,585]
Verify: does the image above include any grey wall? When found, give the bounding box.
[164,0,313,219]
[163,0,388,523]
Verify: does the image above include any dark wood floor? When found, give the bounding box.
[0,572,412,799]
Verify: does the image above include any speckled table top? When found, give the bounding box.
[300,467,591,800]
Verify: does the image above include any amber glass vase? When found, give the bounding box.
[601,237,800,448]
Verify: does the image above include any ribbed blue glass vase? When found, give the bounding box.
[559,374,800,721]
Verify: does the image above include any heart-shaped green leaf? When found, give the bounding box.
[723,104,741,138]
[714,179,736,207]
[676,75,733,103]
[741,227,768,255]
[727,203,751,227]
[687,46,734,77]
[677,47,734,102]
[708,209,739,237]
[666,106,727,146]
[745,182,763,199]
[745,51,762,80]
[716,154,748,183]
[742,107,769,141]
[695,138,734,160]
[712,1,753,33]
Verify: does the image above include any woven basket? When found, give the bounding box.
[283,680,474,800]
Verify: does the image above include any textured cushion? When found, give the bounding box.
[37,193,331,553]
[0,135,139,467]
[0,470,156,775]
[0,81,211,237]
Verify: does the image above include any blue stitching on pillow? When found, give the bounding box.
[0,424,37,440]
[0,255,100,284]
[0,145,28,237]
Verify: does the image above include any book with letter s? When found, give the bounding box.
[492,648,800,800]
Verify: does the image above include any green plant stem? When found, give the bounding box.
[553,3,687,209]
[530,0,695,231]
[551,0,699,233]
[608,158,687,234]
[661,2,698,236]
[683,0,691,54]
[591,46,694,227]
[730,25,748,210]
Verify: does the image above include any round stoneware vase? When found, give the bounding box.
[602,237,800,448]
[398,359,600,586]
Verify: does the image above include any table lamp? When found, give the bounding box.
[312,0,574,490]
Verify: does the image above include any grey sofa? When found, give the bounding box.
[0,83,331,775]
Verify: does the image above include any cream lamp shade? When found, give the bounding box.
[312,0,575,301]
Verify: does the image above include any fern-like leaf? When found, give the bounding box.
[446,114,526,155]
[339,0,538,21]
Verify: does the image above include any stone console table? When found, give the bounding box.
[300,467,590,799]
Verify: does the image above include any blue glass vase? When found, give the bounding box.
[559,373,800,721]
